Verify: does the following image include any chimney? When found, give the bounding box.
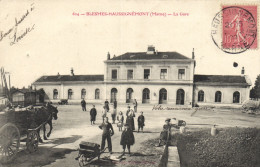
[57,72,60,76]
[107,52,110,60]
[71,68,74,76]
[113,54,116,58]
[241,67,245,75]
[147,45,155,54]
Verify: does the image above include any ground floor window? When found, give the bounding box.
[81,89,86,99]
[111,88,118,103]
[198,90,204,102]
[53,89,58,99]
[176,89,185,105]
[68,89,73,99]
[95,89,100,99]
[126,88,133,103]
[142,88,150,103]
[215,91,222,102]
[159,88,167,104]
[233,91,240,103]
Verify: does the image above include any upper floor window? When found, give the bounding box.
[160,69,167,79]
[178,69,185,80]
[127,69,133,80]
[112,69,117,80]
[144,69,150,79]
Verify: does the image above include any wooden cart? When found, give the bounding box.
[0,108,43,164]
[76,141,107,167]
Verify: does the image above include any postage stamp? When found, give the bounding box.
[211,5,258,54]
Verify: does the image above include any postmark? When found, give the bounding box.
[211,6,257,54]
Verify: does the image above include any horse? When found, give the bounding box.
[34,103,59,143]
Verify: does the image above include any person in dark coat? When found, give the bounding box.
[157,118,172,147]
[81,99,86,111]
[126,108,135,131]
[120,123,135,155]
[104,100,109,112]
[99,117,114,154]
[90,105,97,125]
[137,111,145,133]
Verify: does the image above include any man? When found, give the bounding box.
[99,117,114,154]
[120,123,135,155]
[81,99,86,111]
[113,100,117,109]
[137,111,145,133]
[157,118,172,147]
[104,100,109,112]
[90,105,97,125]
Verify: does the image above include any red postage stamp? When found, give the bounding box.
[222,5,257,52]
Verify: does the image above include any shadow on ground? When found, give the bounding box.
[1,135,82,167]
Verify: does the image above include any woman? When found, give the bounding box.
[126,108,135,131]
[120,123,135,155]
[117,111,124,131]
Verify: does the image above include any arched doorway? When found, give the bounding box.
[111,88,118,103]
[126,88,133,103]
[176,89,185,105]
[159,88,167,104]
[68,89,73,99]
[233,91,240,103]
[53,89,58,99]
[142,88,150,103]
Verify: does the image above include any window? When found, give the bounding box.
[160,69,167,79]
[127,69,133,80]
[53,89,58,99]
[81,89,86,99]
[144,69,150,79]
[233,91,240,103]
[215,91,222,102]
[112,69,117,80]
[111,88,118,103]
[68,89,73,99]
[95,89,100,99]
[198,90,204,102]
[142,88,150,103]
[178,69,185,80]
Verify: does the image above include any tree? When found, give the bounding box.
[250,75,260,100]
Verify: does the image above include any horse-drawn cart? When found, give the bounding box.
[0,108,43,164]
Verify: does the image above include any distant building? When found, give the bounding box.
[32,46,251,107]
[11,88,45,107]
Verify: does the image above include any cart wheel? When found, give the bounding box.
[26,131,39,153]
[0,123,20,164]
[78,154,87,167]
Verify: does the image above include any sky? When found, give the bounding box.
[0,0,259,88]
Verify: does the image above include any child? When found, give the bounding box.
[120,123,135,155]
[117,111,124,131]
[137,111,145,133]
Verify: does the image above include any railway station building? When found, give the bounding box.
[32,46,251,107]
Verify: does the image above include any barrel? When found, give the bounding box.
[180,126,186,134]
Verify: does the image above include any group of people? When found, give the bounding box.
[82,99,178,155]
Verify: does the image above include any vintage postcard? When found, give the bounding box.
[0,0,259,167]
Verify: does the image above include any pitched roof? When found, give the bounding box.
[194,75,250,85]
[34,75,104,83]
[110,52,191,60]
